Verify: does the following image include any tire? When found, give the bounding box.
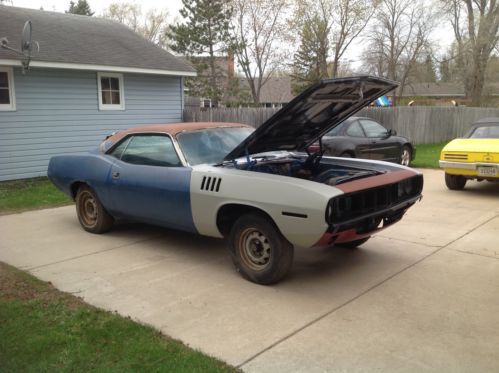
[445,173,467,190]
[336,237,370,249]
[400,145,412,166]
[75,185,114,233]
[229,213,294,285]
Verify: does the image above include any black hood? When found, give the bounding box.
[224,76,398,161]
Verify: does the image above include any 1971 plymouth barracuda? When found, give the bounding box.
[49,76,424,285]
[312,117,415,166]
[439,118,499,190]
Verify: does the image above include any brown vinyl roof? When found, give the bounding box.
[107,122,249,143]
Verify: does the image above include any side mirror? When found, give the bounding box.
[385,129,396,137]
[382,129,392,139]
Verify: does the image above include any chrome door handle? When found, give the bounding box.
[112,171,120,178]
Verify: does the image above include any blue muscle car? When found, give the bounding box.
[49,76,423,284]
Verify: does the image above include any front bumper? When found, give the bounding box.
[314,194,421,247]
[439,160,499,178]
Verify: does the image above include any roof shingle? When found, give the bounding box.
[0,5,195,74]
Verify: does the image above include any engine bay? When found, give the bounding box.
[220,152,383,186]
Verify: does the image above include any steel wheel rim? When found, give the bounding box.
[78,191,98,227]
[401,149,410,166]
[239,228,272,271]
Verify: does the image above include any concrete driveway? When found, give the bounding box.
[1,169,498,371]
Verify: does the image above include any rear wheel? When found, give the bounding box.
[445,173,467,190]
[400,145,412,166]
[336,237,370,249]
[75,185,114,233]
[229,213,294,285]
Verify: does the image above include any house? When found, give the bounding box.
[255,77,294,108]
[0,6,195,181]
[185,52,293,108]
[401,82,499,106]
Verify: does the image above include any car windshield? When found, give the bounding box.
[469,125,499,139]
[177,127,254,165]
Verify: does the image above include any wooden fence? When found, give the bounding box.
[184,106,499,144]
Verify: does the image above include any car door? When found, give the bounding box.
[106,134,196,233]
[359,119,400,162]
[345,120,371,159]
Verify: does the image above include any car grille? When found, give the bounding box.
[327,175,423,225]
[444,153,468,161]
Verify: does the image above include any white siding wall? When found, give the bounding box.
[0,67,183,180]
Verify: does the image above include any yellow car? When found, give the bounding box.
[439,118,499,190]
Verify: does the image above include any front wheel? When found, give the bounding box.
[229,214,294,285]
[400,145,412,166]
[336,237,370,249]
[75,185,114,233]
[445,173,467,190]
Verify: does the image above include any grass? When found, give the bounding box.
[411,142,447,168]
[0,177,72,214]
[0,261,237,372]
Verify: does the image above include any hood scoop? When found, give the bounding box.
[224,76,398,161]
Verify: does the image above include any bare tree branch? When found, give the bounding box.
[230,0,290,105]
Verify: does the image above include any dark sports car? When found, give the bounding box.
[315,117,415,166]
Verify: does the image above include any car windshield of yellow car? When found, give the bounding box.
[469,125,499,139]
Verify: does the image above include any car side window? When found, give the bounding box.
[108,137,132,159]
[360,120,388,138]
[346,121,365,137]
[115,135,182,167]
[326,122,344,136]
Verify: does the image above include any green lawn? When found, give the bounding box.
[412,142,447,168]
[0,262,237,372]
[0,177,72,214]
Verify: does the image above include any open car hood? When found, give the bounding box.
[224,76,398,161]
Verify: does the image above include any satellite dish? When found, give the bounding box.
[21,21,32,55]
[0,20,39,73]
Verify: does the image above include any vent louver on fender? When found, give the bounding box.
[200,176,222,192]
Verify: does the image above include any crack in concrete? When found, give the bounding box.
[28,234,166,272]
[449,248,499,261]
[375,235,441,247]
[238,213,499,369]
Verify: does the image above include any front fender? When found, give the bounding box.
[190,166,343,247]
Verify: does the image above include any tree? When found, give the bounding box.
[290,0,375,84]
[329,0,376,78]
[438,43,466,83]
[291,14,330,92]
[67,0,94,16]
[362,0,437,103]
[168,0,232,103]
[231,0,290,105]
[411,54,437,82]
[102,3,169,48]
[441,0,499,106]
[290,0,331,91]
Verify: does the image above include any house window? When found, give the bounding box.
[0,67,16,111]
[97,72,124,110]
